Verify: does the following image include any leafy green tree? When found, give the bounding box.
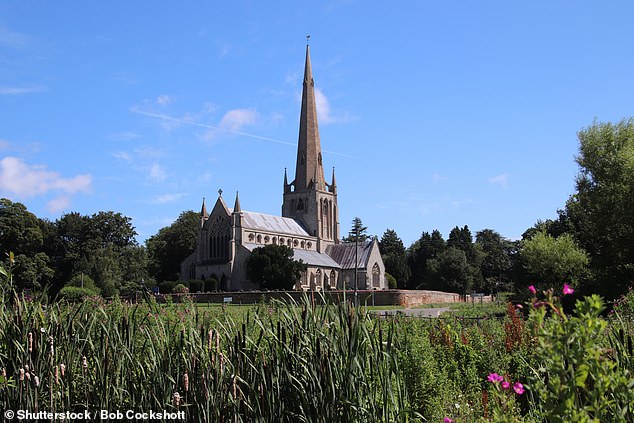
[379,229,410,288]
[247,244,307,290]
[565,118,634,299]
[0,199,54,290]
[427,247,473,294]
[475,229,514,293]
[520,231,589,291]
[146,210,199,282]
[447,225,484,291]
[343,217,369,243]
[407,230,445,289]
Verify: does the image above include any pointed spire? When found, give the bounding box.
[233,191,241,213]
[201,197,208,218]
[330,167,337,193]
[294,44,326,191]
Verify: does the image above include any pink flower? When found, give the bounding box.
[563,284,574,295]
[528,285,537,295]
[501,381,510,390]
[487,373,504,383]
[513,382,525,395]
[515,304,523,309]
[443,418,454,423]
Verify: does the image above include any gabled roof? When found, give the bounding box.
[243,243,340,268]
[326,240,375,270]
[240,211,310,237]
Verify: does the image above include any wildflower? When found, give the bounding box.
[82,356,88,370]
[487,373,504,383]
[513,382,525,395]
[444,418,454,423]
[183,373,189,392]
[515,304,523,309]
[501,381,510,390]
[173,391,181,406]
[49,336,54,356]
[528,285,537,295]
[34,375,40,387]
[563,284,574,295]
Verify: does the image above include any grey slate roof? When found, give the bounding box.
[243,243,340,268]
[326,241,374,269]
[240,211,309,237]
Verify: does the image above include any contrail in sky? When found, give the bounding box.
[130,106,350,157]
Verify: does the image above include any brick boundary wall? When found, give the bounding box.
[153,290,493,307]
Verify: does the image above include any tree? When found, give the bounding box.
[520,231,589,291]
[565,118,634,299]
[427,247,473,294]
[447,225,484,291]
[475,229,514,293]
[407,230,445,289]
[146,210,200,282]
[343,217,369,243]
[0,199,54,290]
[247,244,307,290]
[379,229,410,288]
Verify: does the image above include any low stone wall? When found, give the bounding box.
[156,289,475,307]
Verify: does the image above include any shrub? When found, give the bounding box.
[158,280,178,294]
[58,285,99,300]
[66,273,100,294]
[386,272,397,289]
[188,279,204,293]
[172,283,189,294]
[206,277,219,291]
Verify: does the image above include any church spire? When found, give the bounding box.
[201,197,208,218]
[294,44,326,191]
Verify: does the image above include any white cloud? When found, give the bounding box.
[314,88,353,124]
[47,195,71,213]
[0,156,92,198]
[151,193,186,205]
[112,151,133,162]
[220,108,259,131]
[149,163,167,182]
[488,173,510,189]
[0,140,10,150]
[0,86,46,95]
[157,94,173,106]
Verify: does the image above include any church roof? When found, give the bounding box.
[243,243,340,268]
[326,241,375,270]
[240,211,310,237]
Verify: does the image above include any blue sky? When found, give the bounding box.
[1,1,633,246]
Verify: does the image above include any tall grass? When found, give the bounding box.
[0,293,417,422]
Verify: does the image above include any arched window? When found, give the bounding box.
[372,263,381,288]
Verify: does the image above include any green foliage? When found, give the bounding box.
[380,229,410,288]
[342,216,369,243]
[565,118,634,299]
[476,229,515,293]
[58,285,100,300]
[158,280,179,294]
[66,273,100,294]
[520,231,588,290]
[247,244,307,290]
[407,229,445,289]
[146,210,199,283]
[385,272,397,289]
[427,247,473,294]
[172,283,189,294]
[526,289,634,422]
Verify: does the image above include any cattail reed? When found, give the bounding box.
[54,365,59,384]
[82,356,87,370]
[19,368,24,381]
[183,373,189,392]
[60,363,66,377]
[173,391,181,407]
[28,332,33,353]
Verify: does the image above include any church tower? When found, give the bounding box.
[282,43,339,251]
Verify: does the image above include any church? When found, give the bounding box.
[180,45,386,291]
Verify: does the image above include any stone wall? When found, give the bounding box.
[154,289,485,307]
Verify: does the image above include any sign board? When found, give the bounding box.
[223,297,233,303]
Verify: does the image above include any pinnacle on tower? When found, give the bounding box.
[233,191,241,213]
